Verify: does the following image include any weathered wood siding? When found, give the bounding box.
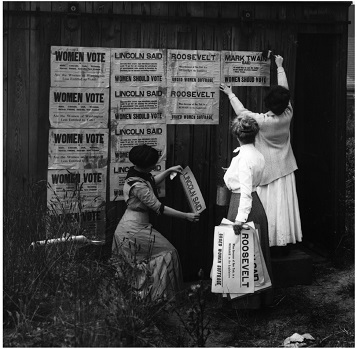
[3,1,350,279]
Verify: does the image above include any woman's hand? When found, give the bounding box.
[219,83,232,95]
[168,165,183,175]
[186,213,200,223]
[275,55,283,68]
[233,221,249,235]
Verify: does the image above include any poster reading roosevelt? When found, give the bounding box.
[51,46,110,88]
[49,87,109,129]
[110,123,166,164]
[211,223,255,295]
[167,49,220,125]
[109,162,166,201]
[111,48,166,124]
[221,51,271,86]
[48,129,108,170]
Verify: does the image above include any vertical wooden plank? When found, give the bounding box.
[221,2,239,19]
[141,21,160,48]
[81,13,101,46]
[193,23,218,275]
[51,2,66,12]
[3,5,9,203]
[93,2,113,15]
[36,14,61,184]
[151,2,169,17]
[187,2,204,17]
[113,1,132,15]
[58,1,81,47]
[132,1,151,16]
[7,2,30,199]
[204,2,221,18]
[120,19,141,48]
[29,8,41,183]
[30,2,51,11]
[102,13,122,250]
[168,2,187,17]
[215,22,234,228]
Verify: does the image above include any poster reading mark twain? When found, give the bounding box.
[111,124,166,164]
[51,46,110,88]
[167,49,220,125]
[221,51,271,86]
[49,87,109,129]
[48,129,108,170]
[109,162,166,201]
[111,48,166,124]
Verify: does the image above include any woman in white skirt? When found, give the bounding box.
[220,55,302,254]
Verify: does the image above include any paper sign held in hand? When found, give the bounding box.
[179,166,206,213]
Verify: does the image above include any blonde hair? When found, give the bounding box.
[231,116,259,144]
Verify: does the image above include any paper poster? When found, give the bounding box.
[221,51,271,86]
[47,168,107,212]
[110,48,166,124]
[109,161,166,201]
[179,166,206,213]
[48,129,108,169]
[51,46,110,88]
[167,49,220,125]
[211,223,255,294]
[46,207,106,241]
[110,123,166,164]
[49,87,109,128]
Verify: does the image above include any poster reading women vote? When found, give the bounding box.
[47,169,107,240]
[111,48,166,124]
[51,46,110,88]
[221,51,271,86]
[48,129,108,170]
[47,169,106,212]
[49,87,109,129]
[167,49,220,125]
[109,162,166,201]
[111,124,166,164]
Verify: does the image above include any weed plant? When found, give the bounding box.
[3,181,173,347]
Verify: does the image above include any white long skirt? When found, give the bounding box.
[257,172,302,247]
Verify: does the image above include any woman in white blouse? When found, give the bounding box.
[224,115,273,309]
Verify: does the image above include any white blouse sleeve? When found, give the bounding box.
[236,158,253,222]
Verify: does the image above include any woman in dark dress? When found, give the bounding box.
[223,116,273,309]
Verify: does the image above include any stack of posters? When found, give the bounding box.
[211,219,272,299]
[48,46,110,240]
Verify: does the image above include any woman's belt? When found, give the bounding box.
[231,187,257,194]
[123,208,149,223]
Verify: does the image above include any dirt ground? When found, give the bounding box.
[157,254,355,348]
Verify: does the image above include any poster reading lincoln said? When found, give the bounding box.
[48,129,108,169]
[51,46,110,88]
[167,49,220,125]
[111,48,166,124]
[109,161,166,201]
[221,51,271,86]
[49,87,109,128]
[111,123,166,164]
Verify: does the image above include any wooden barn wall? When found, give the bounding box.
[3,2,350,280]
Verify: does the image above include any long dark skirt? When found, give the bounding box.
[227,192,274,309]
